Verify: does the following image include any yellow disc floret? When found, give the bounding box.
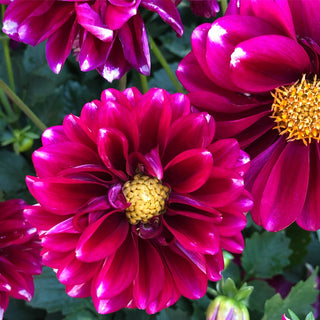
[271,74,320,145]
[122,174,170,225]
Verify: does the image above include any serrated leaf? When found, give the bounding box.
[262,268,318,320]
[241,231,292,278]
[29,267,93,316]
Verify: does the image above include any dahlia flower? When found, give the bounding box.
[0,0,218,82]
[0,199,42,320]
[24,87,252,314]
[177,0,320,232]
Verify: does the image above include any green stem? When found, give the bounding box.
[0,79,47,131]
[139,74,148,94]
[220,0,228,14]
[119,73,127,91]
[149,36,184,93]
[2,38,15,92]
[0,88,15,120]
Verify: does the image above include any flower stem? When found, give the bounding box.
[119,73,127,91]
[0,88,16,121]
[149,36,184,93]
[139,74,148,94]
[0,79,47,131]
[220,0,228,14]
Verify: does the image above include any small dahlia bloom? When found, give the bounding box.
[177,0,320,232]
[0,199,42,320]
[25,88,252,314]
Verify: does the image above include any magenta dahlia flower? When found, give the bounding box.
[0,0,218,81]
[0,199,41,320]
[177,0,320,232]
[24,87,252,314]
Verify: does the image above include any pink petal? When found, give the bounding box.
[253,140,309,231]
[133,239,165,309]
[76,212,128,262]
[164,149,213,193]
[41,126,67,146]
[230,35,311,92]
[205,251,224,281]
[164,214,220,254]
[297,144,320,231]
[95,233,138,298]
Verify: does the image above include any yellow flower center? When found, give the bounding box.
[122,174,170,225]
[271,74,320,145]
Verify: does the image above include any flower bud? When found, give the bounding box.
[206,295,250,320]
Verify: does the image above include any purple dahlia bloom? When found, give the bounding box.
[0,199,42,320]
[24,88,252,314]
[177,0,320,232]
[0,0,218,81]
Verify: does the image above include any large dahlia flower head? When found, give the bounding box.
[177,0,320,232]
[0,0,219,82]
[0,199,42,320]
[25,87,252,314]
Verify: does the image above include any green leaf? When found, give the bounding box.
[262,268,319,320]
[241,231,292,278]
[4,299,46,320]
[29,267,94,316]
[285,223,311,266]
[248,280,276,313]
[0,150,33,200]
[63,309,98,320]
[157,308,190,320]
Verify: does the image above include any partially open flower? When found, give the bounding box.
[0,199,42,320]
[25,87,252,314]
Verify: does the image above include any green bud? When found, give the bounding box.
[206,296,250,320]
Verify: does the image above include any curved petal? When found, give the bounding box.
[190,167,244,207]
[230,35,311,92]
[164,214,220,254]
[133,239,165,309]
[163,112,215,164]
[205,251,224,281]
[97,128,128,180]
[297,144,320,231]
[95,233,138,299]
[41,126,67,145]
[252,140,309,231]
[76,212,129,262]
[164,149,213,193]
[141,0,183,36]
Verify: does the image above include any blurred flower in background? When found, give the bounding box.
[24,87,252,314]
[0,199,42,320]
[177,0,320,232]
[0,0,219,82]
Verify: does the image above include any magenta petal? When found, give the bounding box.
[254,141,309,231]
[118,14,150,75]
[191,167,244,207]
[141,0,183,36]
[161,246,207,299]
[164,149,213,193]
[105,0,140,30]
[95,233,138,299]
[133,240,165,309]
[93,284,132,314]
[41,126,67,145]
[57,252,101,286]
[76,3,113,41]
[298,144,320,230]
[97,128,128,180]
[164,214,219,254]
[205,251,224,281]
[163,112,215,163]
[230,35,312,92]
[76,212,128,262]
[66,281,91,298]
[26,176,108,215]
[220,232,244,253]
[32,141,101,178]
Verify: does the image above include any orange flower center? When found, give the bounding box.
[271,74,320,145]
[122,174,170,225]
